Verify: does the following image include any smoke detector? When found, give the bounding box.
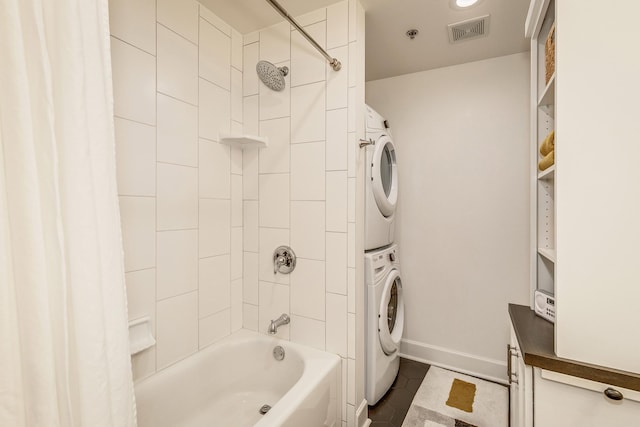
[447,15,490,44]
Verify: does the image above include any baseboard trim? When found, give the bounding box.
[400,338,509,386]
[356,399,369,427]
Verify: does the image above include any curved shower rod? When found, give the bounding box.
[265,0,342,71]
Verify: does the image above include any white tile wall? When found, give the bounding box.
[326,232,348,295]
[157,94,198,167]
[156,230,198,299]
[157,163,198,230]
[241,4,363,425]
[199,255,231,317]
[259,174,289,228]
[156,291,198,369]
[112,1,243,380]
[199,19,231,89]
[198,140,230,199]
[109,0,156,55]
[291,201,325,260]
[114,2,362,423]
[119,196,156,272]
[291,22,326,87]
[259,21,290,64]
[199,78,230,141]
[157,0,199,43]
[157,24,198,104]
[291,82,326,143]
[291,258,326,321]
[199,198,231,257]
[111,37,156,125]
[326,171,348,232]
[114,118,156,196]
[259,118,290,174]
[291,142,325,200]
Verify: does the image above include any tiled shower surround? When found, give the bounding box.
[110,0,365,425]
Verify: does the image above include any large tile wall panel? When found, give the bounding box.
[291,22,326,87]
[242,3,362,425]
[156,291,198,369]
[157,0,198,43]
[156,229,198,299]
[111,37,156,125]
[291,82,326,143]
[110,0,243,382]
[114,118,156,196]
[157,24,198,104]
[108,0,156,55]
[199,18,231,90]
[157,94,198,167]
[157,163,198,230]
[119,196,156,272]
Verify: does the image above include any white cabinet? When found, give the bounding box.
[528,0,640,374]
[509,305,640,427]
[509,325,532,427]
[534,369,640,426]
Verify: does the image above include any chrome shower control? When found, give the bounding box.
[273,246,296,274]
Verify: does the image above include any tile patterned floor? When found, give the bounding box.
[368,358,431,427]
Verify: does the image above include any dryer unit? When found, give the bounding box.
[365,105,398,251]
[365,244,404,405]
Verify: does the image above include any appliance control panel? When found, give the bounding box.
[534,289,555,323]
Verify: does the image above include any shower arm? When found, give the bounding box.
[265,0,342,71]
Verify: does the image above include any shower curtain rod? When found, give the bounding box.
[265,0,342,71]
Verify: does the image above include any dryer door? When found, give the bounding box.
[371,135,398,217]
[378,269,404,355]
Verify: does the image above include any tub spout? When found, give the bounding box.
[268,314,290,334]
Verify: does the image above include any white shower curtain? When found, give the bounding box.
[0,0,137,426]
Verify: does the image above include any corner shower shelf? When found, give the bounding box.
[219,133,268,149]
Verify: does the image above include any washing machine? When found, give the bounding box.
[365,244,405,405]
[365,105,398,251]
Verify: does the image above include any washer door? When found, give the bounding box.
[378,269,404,355]
[371,135,398,217]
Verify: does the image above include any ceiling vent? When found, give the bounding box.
[447,15,490,44]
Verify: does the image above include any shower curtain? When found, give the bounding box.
[0,0,137,426]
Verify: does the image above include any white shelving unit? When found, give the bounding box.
[530,0,556,300]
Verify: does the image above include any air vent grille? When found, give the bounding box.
[448,15,490,43]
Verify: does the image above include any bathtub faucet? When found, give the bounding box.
[268,314,290,334]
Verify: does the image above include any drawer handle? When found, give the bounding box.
[507,344,519,385]
[604,387,624,401]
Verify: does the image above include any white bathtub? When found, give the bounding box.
[135,329,341,427]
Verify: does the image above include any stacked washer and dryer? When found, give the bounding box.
[364,105,405,405]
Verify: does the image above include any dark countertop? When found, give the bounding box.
[509,303,640,392]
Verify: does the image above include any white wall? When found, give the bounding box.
[241,2,367,424]
[109,0,244,381]
[366,52,531,381]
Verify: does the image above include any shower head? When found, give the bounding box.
[256,60,289,92]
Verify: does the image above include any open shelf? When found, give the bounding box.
[538,165,555,180]
[538,73,555,107]
[219,133,268,149]
[538,248,556,263]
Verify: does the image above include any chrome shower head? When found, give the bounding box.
[256,60,288,92]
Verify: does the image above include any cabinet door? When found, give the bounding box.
[509,326,533,427]
[534,369,640,425]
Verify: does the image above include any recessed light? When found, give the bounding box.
[450,0,483,9]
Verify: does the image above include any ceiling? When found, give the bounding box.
[199,0,530,81]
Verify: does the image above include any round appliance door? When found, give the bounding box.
[371,135,398,217]
[378,269,404,355]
